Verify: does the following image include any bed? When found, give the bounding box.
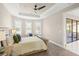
[11,36,47,56]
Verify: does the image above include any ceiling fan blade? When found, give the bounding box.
[38,6,46,10]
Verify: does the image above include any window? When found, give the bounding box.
[77,21,79,40]
[25,21,32,35]
[14,20,22,35]
[34,21,42,36]
[66,18,72,43]
[73,20,77,41]
[66,18,79,43]
[13,19,42,37]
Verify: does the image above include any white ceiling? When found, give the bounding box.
[19,3,54,15]
[65,7,79,17]
[3,3,55,19]
[3,3,75,20]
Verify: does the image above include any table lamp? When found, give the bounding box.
[12,28,16,35]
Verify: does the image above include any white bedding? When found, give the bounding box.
[12,36,47,55]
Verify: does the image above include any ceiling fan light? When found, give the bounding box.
[34,8,37,10]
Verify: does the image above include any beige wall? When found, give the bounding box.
[0,4,12,47]
[43,13,64,46]
[0,4,12,28]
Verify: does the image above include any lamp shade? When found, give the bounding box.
[12,28,16,35]
[0,31,6,41]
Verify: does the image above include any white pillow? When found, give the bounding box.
[7,36,14,46]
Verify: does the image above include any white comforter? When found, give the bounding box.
[12,36,47,55]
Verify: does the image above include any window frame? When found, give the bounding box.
[66,18,79,43]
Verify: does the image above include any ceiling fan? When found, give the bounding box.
[34,4,46,10]
[19,4,46,17]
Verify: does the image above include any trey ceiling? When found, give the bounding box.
[19,3,54,15]
[3,3,75,20]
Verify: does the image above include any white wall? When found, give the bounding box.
[43,13,64,46]
[42,4,79,46]
[0,4,12,28]
[0,4,12,47]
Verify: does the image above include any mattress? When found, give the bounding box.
[12,36,47,55]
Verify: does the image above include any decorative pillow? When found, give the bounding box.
[7,36,14,46]
[13,34,21,43]
[29,33,33,36]
[16,34,21,42]
[2,36,14,47]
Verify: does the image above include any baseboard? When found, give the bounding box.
[49,40,64,48]
[49,40,79,55]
